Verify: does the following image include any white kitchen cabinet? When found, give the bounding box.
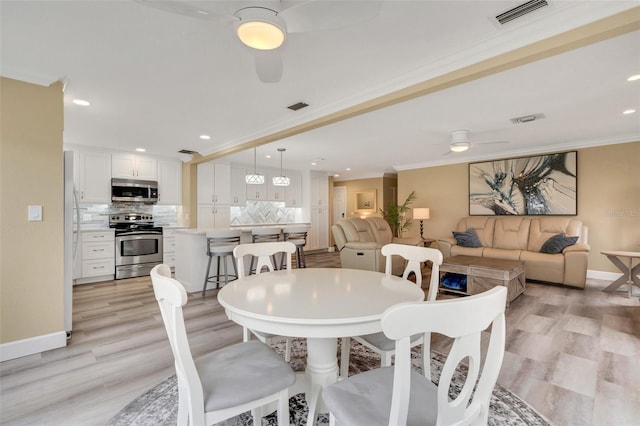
[157,159,182,205]
[285,171,302,207]
[197,205,230,229]
[308,206,329,251]
[245,168,268,201]
[197,162,231,205]
[163,228,179,268]
[77,150,111,203]
[79,230,115,281]
[310,171,329,208]
[266,170,288,201]
[112,153,157,180]
[230,166,247,206]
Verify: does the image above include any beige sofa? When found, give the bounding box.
[332,217,422,275]
[438,216,590,288]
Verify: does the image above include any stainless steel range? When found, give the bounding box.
[109,213,163,279]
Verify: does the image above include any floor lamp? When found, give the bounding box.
[413,208,430,239]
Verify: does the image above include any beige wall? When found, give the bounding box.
[0,77,64,343]
[334,177,386,219]
[398,142,640,274]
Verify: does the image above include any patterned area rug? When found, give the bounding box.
[109,339,552,425]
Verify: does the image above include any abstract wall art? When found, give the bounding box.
[469,151,577,216]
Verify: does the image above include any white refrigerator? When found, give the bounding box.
[63,151,79,335]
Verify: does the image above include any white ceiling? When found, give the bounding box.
[1,1,639,180]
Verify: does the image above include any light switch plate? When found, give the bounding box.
[28,205,42,221]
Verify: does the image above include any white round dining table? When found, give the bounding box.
[217,267,425,425]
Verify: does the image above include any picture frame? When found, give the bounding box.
[355,190,376,212]
[469,151,577,216]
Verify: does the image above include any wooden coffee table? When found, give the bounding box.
[439,255,525,307]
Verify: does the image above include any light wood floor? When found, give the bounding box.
[1,251,639,425]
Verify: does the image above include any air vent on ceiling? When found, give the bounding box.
[510,113,546,124]
[287,101,309,111]
[178,149,199,155]
[496,0,549,25]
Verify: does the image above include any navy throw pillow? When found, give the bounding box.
[452,228,482,248]
[540,233,578,254]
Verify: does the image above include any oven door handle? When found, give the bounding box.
[117,231,163,237]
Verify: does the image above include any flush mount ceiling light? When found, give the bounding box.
[235,7,286,51]
[199,135,211,140]
[449,130,471,152]
[272,148,290,186]
[245,147,265,185]
[72,99,91,106]
[135,148,146,152]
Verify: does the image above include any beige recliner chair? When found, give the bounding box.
[332,217,422,275]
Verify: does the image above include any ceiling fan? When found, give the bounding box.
[134,0,381,83]
[444,130,509,155]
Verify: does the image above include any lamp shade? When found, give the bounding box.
[413,208,430,220]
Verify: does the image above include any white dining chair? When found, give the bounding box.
[150,265,295,426]
[340,243,443,380]
[324,286,507,426]
[234,241,297,361]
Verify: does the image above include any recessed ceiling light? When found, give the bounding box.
[136,148,146,152]
[627,75,640,82]
[199,135,211,140]
[311,162,317,166]
[623,109,636,115]
[265,155,271,159]
[72,99,90,106]
[334,174,340,178]
[346,168,351,171]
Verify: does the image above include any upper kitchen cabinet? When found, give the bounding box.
[197,162,231,205]
[285,171,302,207]
[76,150,111,203]
[157,159,182,205]
[230,166,247,206]
[245,168,268,201]
[267,169,286,202]
[112,153,157,180]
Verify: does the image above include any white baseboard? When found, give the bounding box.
[587,269,622,282]
[0,331,67,362]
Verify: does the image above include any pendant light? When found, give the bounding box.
[245,147,265,185]
[272,148,290,186]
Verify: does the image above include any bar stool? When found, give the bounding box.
[282,225,309,269]
[250,227,282,274]
[202,229,241,296]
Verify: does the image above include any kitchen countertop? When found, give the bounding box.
[176,223,310,235]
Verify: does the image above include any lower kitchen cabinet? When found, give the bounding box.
[77,230,115,283]
[163,228,179,268]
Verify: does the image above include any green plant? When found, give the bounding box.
[379,190,416,237]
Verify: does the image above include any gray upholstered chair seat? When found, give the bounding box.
[196,340,296,412]
[323,366,437,426]
[357,331,423,351]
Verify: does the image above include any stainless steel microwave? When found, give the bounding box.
[111,178,158,203]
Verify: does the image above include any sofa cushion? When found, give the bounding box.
[367,217,394,245]
[455,217,495,247]
[540,233,579,254]
[528,218,583,252]
[452,229,482,248]
[492,217,530,250]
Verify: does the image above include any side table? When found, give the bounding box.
[601,250,640,298]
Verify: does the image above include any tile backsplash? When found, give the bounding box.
[77,203,180,228]
[230,201,299,225]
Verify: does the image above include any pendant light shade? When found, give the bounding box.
[272,148,290,186]
[245,147,265,185]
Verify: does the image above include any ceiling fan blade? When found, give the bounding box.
[280,0,382,33]
[255,50,283,83]
[475,140,509,145]
[133,0,233,22]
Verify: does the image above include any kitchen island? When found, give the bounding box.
[175,224,310,293]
